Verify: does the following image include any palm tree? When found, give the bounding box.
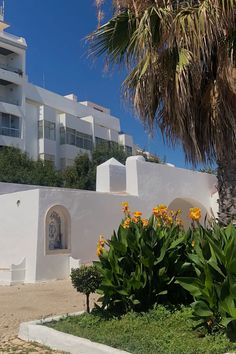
[91,0,236,225]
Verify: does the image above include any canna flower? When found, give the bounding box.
[153,204,167,217]
[133,211,142,218]
[96,235,106,257]
[96,245,103,257]
[142,218,149,227]
[98,235,105,247]
[189,207,201,221]
[122,217,131,229]
[121,202,130,214]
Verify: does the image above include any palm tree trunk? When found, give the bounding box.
[217,157,236,225]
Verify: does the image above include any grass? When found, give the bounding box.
[45,305,236,354]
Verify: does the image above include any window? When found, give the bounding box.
[76,132,93,150]
[45,121,56,140]
[60,127,65,145]
[38,120,43,139]
[45,205,71,254]
[95,137,109,147]
[66,128,76,145]
[125,146,133,156]
[38,120,56,141]
[0,112,20,138]
[60,126,93,151]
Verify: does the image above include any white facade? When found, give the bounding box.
[0,156,218,285]
[0,21,134,169]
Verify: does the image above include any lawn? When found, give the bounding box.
[45,306,236,354]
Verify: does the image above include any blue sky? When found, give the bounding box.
[5,0,195,168]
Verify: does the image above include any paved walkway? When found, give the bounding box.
[0,279,98,353]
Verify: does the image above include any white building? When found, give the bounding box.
[0,17,134,169]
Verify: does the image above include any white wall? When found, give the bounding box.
[126,156,218,218]
[0,189,39,283]
[25,102,38,159]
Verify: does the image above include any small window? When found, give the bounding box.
[60,126,66,145]
[38,120,56,141]
[125,146,133,156]
[0,112,20,138]
[66,128,76,145]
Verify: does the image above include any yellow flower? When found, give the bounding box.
[142,218,149,227]
[152,207,160,216]
[99,235,105,247]
[153,204,167,217]
[158,204,168,210]
[121,202,130,214]
[132,217,139,224]
[122,218,131,229]
[191,239,196,248]
[189,207,201,221]
[166,216,172,223]
[133,211,142,218]
[96,245,103,257]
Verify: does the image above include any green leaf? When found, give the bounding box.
[192,301,214,317]
[176,277,203,297]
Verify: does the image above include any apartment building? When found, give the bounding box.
[0,17,134,169]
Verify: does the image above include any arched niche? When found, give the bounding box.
[168,198,209,229]
[45,205,71,255]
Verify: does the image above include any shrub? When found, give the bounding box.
[71,265,101,312]
[94,203,193,313]
[177,223,236,335]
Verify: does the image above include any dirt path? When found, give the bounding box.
[0,279,98,352]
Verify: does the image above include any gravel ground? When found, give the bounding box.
[0,279,98,353]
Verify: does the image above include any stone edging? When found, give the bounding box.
[18,311,130,354]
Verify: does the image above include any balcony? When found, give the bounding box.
[0,31,26,47]
[0,62,23,75]
[0,95,19,106]
[0,126,20,138]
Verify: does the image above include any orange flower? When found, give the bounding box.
[189,207,201,221]
[132,217,139,224]
[133,211,142,218]
[122,218,131,229]
[142,218,149,227]
[121,202,130,214]
[96,245,103,257]
[98,235,105,247]
[153,204,167,216]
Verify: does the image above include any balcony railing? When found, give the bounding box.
[0,127,20,138]
[0,31,26,46]
[0,63,23,75]
[0,96,19,106]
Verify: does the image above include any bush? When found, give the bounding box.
[71,265,101,312]
[95,203,193,313]
[177,223,236,336]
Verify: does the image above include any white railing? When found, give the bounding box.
[0,127,20,138]
[0,63,23,75]
[0,31,26,45]
[0,95,19,106]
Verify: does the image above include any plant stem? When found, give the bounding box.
[86,293,90,313]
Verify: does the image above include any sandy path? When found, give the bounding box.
[0,279,98,341]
